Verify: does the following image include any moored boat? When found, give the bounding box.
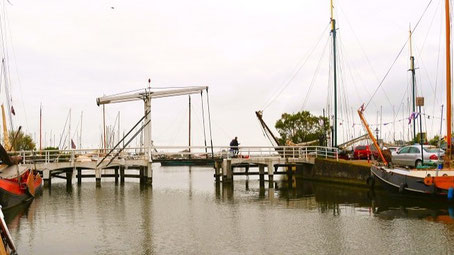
[0,145,42,210]
[359,0,454,199]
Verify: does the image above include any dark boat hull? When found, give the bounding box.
[0,169,42,209]
[371,165,448,197]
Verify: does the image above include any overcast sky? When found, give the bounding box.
[0,0,448,149]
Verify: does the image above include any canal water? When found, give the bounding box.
[4,165,454,254]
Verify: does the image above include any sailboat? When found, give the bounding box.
[362,0,454,198]
[0,15,43,210]
[0,143,42,209]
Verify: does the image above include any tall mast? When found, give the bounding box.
[40,104,42,150]
[445,0,452,164]
[331,0,338,147]
[68,109,71,149]
[409,27,417,142]
[188,95,191,156]
[80,111,83,149]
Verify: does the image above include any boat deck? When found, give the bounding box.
[383,167,454,178]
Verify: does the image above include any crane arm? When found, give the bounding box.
[357,107,387,165]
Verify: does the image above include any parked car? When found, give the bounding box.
[354,145,371,159]
[391,145,444,168]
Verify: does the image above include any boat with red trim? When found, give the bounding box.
[0,144,42,210]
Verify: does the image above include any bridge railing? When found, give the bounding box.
[8,145,338,164]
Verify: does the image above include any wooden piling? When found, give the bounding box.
[66,169,73,187]
[146,163,153,185]
[43,170,51,187]
[120,166,125,184]
[114,167,119,184]
[214,161,221,182]
[77,168,82,185]
[222,159,232,182]
[259,165,265,183]
[95,168,101,187]
[139,167,145,185]
[267,159,274,183]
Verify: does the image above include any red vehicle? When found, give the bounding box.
[353,145,374,159]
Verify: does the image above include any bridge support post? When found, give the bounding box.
[66,168,73,187]
[95,168,101,187]
[222,159,232,182]
[267,159,274,187]
[114,167,119,184]
[120,166,125,184]
[214,161,221,182]
[259,165,265,184]
[139,167,144,184]
[146,163,153,185]
[143,95,153,186]
[43,170,51,187]
[77,168,82,185]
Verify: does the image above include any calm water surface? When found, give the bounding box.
[4,165,454,254]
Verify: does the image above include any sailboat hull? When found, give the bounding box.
[371,165,449,197]
[0,167,42,209]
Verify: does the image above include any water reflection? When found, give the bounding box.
[3,166,454,254]
[216,176,454,225]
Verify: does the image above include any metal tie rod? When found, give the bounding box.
[105,119,152,167]
[97,110,150,167]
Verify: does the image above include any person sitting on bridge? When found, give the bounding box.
[230,137,239,156]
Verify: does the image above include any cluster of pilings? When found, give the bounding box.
[41,165,153,187]
[214,158,298,185]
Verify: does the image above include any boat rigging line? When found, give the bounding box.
[105,118,152,167]
[261,22,331,111]
[97,110,151,167]
[206,88,214,158]
[363,0,434,111]
[200,91,208,153]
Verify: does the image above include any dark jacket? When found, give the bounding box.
[230,139,239,147]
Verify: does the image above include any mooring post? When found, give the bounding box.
[95,168,101,187]
[43,170,51,187]
[120,166,125,184]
